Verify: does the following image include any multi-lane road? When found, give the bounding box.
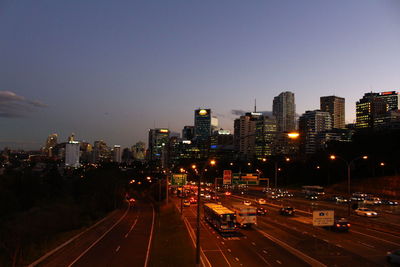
[32,199,155,267]
[176,190,400,266]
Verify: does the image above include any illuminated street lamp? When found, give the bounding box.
[330,154,368,216]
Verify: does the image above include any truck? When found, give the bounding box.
[231,204,257,228]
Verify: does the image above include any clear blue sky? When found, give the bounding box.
[1,0,399,150]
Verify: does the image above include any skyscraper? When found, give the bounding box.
[43,133,58,157]
[148,128,170,161]
[299,110,332,154]
[113,145,122,163]
[356,92,399,129]
[233,112,262,159]
[255,115,277,159]
[132,141,146,161]
[65,141,80,168]
[320,96,345,129]
[194,108,211,142]
[273,92,296,132]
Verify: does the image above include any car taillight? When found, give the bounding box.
[336,224,340,227]
[347,224,351,227]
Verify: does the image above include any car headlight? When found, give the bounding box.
[366,213,372,215]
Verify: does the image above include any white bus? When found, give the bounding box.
[203,203,237,233]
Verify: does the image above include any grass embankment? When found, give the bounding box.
[150,203,195,267]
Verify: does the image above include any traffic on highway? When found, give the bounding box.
[173,183,400,266]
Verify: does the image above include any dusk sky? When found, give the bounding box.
[1,0,399,150]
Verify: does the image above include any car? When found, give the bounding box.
[305,194,318,200]
[387,249,400,264]
[183,199,191,207]
[129,198,136,205]
[257,207,267,216]
[330,218,351,232]
[280,207,295,216]
[189,197,197,204]
[243,200,252,206]
[381,199,399,205]
[355,207,378,217]
[211,195,220,201]
[257,198,267,205]
[225,191,232,196]
[363,197,381,205]
[204,194,211,199]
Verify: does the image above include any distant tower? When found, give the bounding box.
[273,92,296,132]
[44,133,58,157]
[320,96,345,129]
[148,128,170,161]
[113,145,122,163]
[65,141,80,168]
[194,108,211,142]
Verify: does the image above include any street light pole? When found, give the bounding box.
[274,161,278,189]
[347,163,351,217]
[330,155,367,217]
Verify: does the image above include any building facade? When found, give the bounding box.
[273,91,296,132]
[148,128,170,162]
[194,108,211,142]
[320,96,345,129]
[65,141,80,168]
[299,110,332,154]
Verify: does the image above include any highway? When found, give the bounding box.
[176,189,400,267]
[35,199,154,267]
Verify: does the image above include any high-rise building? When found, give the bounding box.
[148,128,170,161]
[356,92,399,129]
[65,141,80,168]
[211,116,219,133]
[194,108,211,142]
[299,110,332,154]
[234,112,262,159]
[182,126,195,140]
[255,115,277,159]
[113,145,122,163]
[320,96,345,129]
[273,92,296,132]
[93,140,110,162]
[43,133,58,157]
[132,141,146,161]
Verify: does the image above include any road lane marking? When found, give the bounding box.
[115,246,120,252]
[228,249,231,253]
[235,257,239,261]
[276,260,282,264]
[29,203,130,267]
[358,241,375,249]
[255,252,272,266]
[67,203,131,267]
[254,227,327,267]
[144,203,155,267]
[336,244,343,248]
[252,242,256,246]
[125,218,138,238]
[263,250,268,254]
[221,241,225,245]
[351,229,400,246]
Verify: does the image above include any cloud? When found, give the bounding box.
[231,109,247,116]
[0,90,47,118]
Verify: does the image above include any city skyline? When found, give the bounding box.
[1,1,400,149]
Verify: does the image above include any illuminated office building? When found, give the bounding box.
[194,108,211,142]
[148,128,170,161]
[320,96,345,129]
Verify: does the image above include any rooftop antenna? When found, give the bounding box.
[254,98,257,113]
